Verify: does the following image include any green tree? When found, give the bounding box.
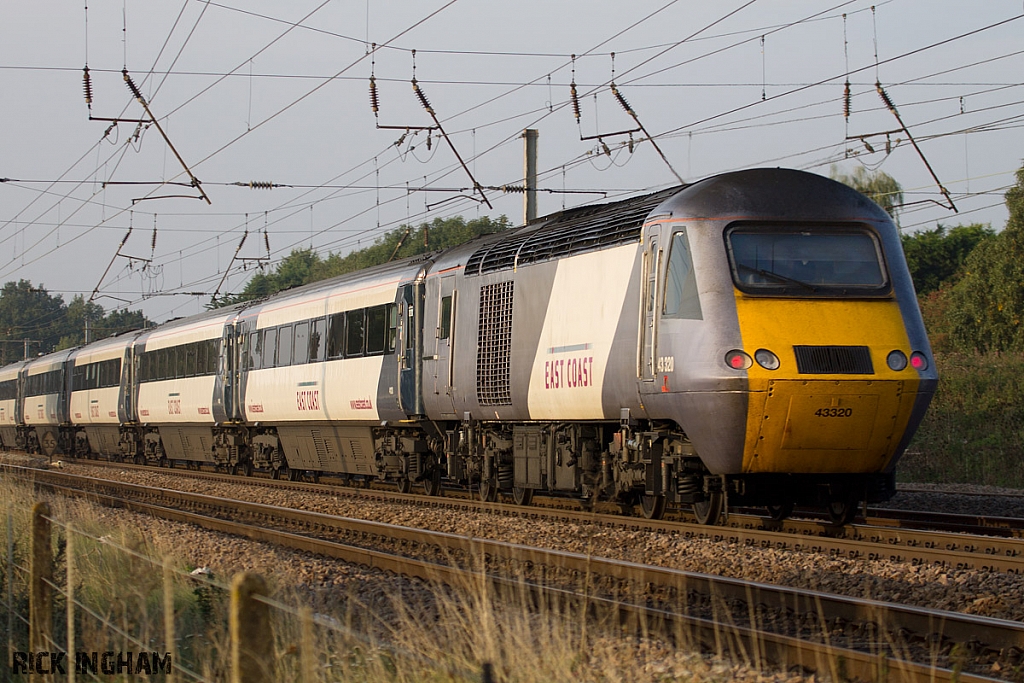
[831,165,904,223]
[57,297,149,349]
[900,223,994,296]
[0,280,67,363]
[213,248,322,307]
[0,282,151,362]
[311,215,510,281]
[214,215,511,306]
[57,295,106,350]
[942,163,1024,352]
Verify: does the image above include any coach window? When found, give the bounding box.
[366,305,387,355]
[327,313,345,359]
[663,231,703,320]
[439,295,453,340]
[294,321,310,364]
[387,304,398,353]
[211,340,222,374]
[250,332,262,371]
[263,328,278,369]
[309,318,326,362]
[199,341,211,375]
[277,324,294,367]
[185,343,198,377]
[176,346,188,379]
[346,309,365,357]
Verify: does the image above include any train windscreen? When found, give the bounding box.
[727,226,889,296]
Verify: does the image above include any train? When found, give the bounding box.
[0,168,937,525]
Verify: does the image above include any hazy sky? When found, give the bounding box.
[2,0,1022,322]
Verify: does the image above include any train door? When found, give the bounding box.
[213,324,234,422]
[639,233,662,382]
[399,282,425,416]
[15,367,25,425]
[433,276,457,411]
[120,347,134,423]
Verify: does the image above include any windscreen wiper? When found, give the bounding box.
[738,263,817,292]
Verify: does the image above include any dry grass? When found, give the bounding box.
[0,476,767,683]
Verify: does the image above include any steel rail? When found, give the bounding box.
[27,457,1024,574]
[5,463,1024,683]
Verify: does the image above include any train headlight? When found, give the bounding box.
[725,350,752,370]
[910,351,929,371]
[754,349,780,370]
[886,350,908,371]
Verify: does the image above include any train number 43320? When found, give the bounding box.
[814,407,853,418]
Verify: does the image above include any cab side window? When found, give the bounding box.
[663,230,703,320]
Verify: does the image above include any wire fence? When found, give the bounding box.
[2,498,496,682]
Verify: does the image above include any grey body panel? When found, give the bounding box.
[277,423,375,474]
[158,425,217,462]
[84,425,122,457]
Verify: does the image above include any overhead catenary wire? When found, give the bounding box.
[0,0,462,284]
[4,3,1019,309]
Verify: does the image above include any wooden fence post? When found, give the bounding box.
[29,502,52,654]
[7,509,14,674]
[66,525,76,683]
[164,557,176,683]
[230,572,273,683]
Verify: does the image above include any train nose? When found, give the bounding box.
[746,379,904,473]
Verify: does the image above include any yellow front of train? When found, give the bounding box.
[725,223,935,478]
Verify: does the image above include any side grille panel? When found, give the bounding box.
[793,345,873,375]
[477,281,515,405]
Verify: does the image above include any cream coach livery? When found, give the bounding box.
[0,169,937,525]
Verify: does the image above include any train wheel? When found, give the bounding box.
[511,486,533,506]
[640,494,666,520]
[242,461,254,477]
[766,502,794,522]
[288,468,301,482]
[397,478,412,494]
[479,479,498,503]
[309,471,321,484]
[692,492,724,525]
[826,499,857,526]
[271,467,282,480]
[422,470,443,497]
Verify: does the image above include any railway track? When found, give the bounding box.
[30,456,1024,574]
[3,463,1020,683]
